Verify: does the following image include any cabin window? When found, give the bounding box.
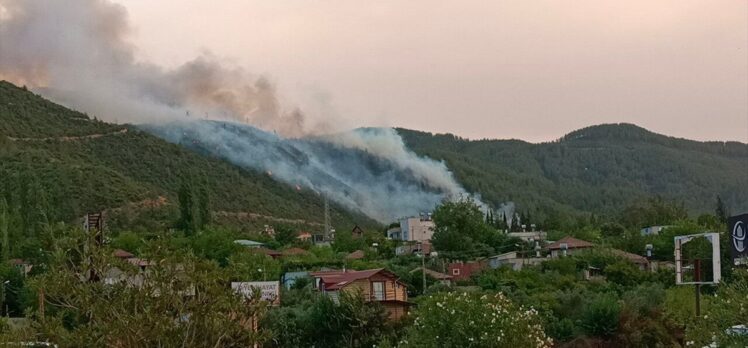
[372,281,384,300]
[452,268,460,276]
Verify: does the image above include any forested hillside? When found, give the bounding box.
[0,81,377,234]
[398,124,748,222]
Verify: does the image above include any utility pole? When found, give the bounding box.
[324,196,330,241]
[420,243,426,294]
[694,259,701,317]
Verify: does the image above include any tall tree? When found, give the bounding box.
[177,180,196,235]
[715,195,728,223]
[510,213,522,232]
[431,198,496,259]
[0,198,8,261]
[197,183,211,228]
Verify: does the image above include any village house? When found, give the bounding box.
[487,251,545,271]
[282,271,310,289]
[640,225,672,236]
[447,260,488,282]
[387,213,435,242]
[281,247,309,257]
[610,248,650,270]
[352,225,365,239]
[250,247,283,259]
[310,268,410,320]
[8,259,32,277]
[409,267,453,286]
[507,230,547,243]
[345,250,366,260]
[395,241,432,256]
[547,236,595,257]
[296,232,312,242]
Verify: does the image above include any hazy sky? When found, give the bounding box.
[112,0,746,142]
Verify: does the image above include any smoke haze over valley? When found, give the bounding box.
[0,0,483,222]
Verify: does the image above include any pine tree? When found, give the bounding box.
[510,213,521,232]
[197,182,211,229]
[23,176,49,237]
[178,180,195,235]
[715,195,728,223]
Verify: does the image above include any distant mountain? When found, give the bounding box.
[0,81,378,232]
[3,79,746,233]
[398,124,748,220]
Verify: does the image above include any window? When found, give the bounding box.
[372,281,384,300]
[452,268,460,276]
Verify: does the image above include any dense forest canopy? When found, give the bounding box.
[398,125,748,222]
[0,81,377,234]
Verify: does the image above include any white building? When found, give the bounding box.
[640,225,672,236]
[507,231,547,243]
[389,213,435,242]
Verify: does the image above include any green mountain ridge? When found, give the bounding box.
[0,80,378,233]
[2,79,746,234]
[397,124,748,222]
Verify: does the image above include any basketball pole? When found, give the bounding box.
[694,259,701,318]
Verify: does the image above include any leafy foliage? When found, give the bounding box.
[399,292,552,348]
[0,81,379,237]
[431,198,516,259]
[398,125,748,225]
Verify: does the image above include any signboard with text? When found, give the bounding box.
[729,214,748,266]
[231,281,280,306]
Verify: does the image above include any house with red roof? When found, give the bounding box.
[310,268,410,320]
[113,249,135,259]
[345,250,366,260]
[8,259,32,276]
[250,247,283,259]
[547,236,595,257]
[281,247,309,257]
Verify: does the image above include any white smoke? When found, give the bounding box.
[0,0,306,136]
[0,0,485,222]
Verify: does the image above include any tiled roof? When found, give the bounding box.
[311,268,395,291]
[251,247,282,257]
[611,249,649,264]
[410,267,452,280]
[345,250,366,260]
[547,236,594,250]
[282,247,309,256]
[113,249,134,259]
[8,258,28,265]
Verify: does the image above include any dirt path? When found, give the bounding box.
[103,198,323,227]
[7,128,128,142]
[214,211,324,227]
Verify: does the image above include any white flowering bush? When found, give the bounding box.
[398,292,552,348]
[684,269,748,347]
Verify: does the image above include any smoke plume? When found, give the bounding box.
[0,0,307,136]
[0,0,483,222]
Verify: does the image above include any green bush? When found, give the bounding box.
[580,293,620,338]
[399,292,552,348]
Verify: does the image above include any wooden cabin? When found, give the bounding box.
[310,268,410,320]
